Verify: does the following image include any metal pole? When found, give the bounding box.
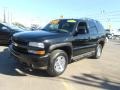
[3,8,6,23]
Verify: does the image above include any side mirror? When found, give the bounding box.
[73,29,78,36]
[76,28,87,34]
[73,28,87,36]
[1,26,9,31]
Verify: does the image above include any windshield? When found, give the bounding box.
[43,19,77,33]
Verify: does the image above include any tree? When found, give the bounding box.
[30,24,41,31]
[12,22,26,29]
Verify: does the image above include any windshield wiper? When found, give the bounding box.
[41,28,46,30]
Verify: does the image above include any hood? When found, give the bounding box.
[11,29,24,34]
[13,30,68,42]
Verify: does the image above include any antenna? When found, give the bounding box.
[3,8,6,23]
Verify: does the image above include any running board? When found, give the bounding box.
[72,51,95,61]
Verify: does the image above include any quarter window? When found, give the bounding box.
[88,21,98,35]
[95,21,105,34]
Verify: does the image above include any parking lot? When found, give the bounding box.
[0,40,120,90]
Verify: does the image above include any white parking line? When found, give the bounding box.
[59,78,75,90]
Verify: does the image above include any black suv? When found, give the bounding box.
[9,19,106,76]
[0,23,24,45]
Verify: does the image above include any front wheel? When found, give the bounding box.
[47,50,68,77]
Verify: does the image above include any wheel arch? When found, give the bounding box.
[98,40,105,48]
[49,43,73,63]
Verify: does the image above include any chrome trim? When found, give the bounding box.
[73,44,96,50]
[72,51,95,60]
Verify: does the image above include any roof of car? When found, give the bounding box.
[58,18,96,22]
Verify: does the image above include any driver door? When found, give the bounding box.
[72,22,91,56]
[0,24,11,44]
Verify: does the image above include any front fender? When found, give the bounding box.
[49,42,72,52]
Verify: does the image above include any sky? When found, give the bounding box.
[0,0,120,29]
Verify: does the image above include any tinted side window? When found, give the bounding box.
[95,21,105,34]
[77,22,88,34]
[88,21,98,35]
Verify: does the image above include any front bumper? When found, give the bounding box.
[9,45,49,68]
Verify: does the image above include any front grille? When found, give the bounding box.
[11,38,28,53]
[12,37,28,46]
[13,45,27,53]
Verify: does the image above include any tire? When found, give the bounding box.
[47,50,68,77]
[92,44,103,59]
[105,37,109,42]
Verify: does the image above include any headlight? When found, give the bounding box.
[29,42,44,48]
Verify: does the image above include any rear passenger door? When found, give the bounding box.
[87,20,99,51]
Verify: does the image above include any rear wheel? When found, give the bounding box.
[93,44,103,59]
[47,50,68,77]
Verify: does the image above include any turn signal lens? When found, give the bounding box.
[28,50,45,55]
[36,50,45,55]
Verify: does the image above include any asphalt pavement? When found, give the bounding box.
[0,40,120,90]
